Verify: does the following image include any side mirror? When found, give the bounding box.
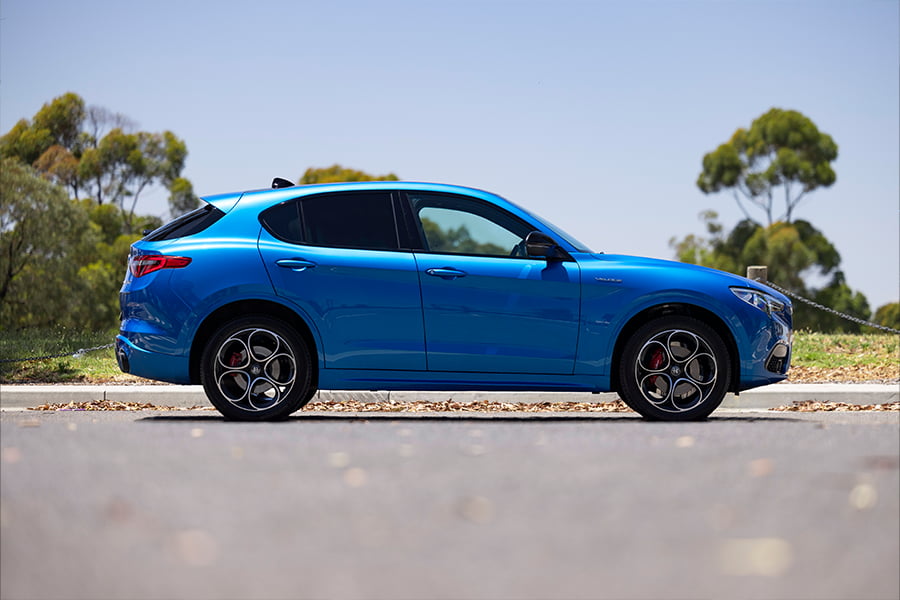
[525,231,566,260]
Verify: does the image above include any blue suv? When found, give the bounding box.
[117,180,792,420]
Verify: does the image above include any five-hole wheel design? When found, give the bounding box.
[214,327,296,411]
[201,316,314,420]
[619,316,730,420]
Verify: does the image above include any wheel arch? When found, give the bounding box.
[189,299,320,387]
[610,303,740,394]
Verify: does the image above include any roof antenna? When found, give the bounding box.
[272,177,295,189]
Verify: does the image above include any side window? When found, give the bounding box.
[260,192,399,251]
[409,193,531,257]
[304,192,398,250]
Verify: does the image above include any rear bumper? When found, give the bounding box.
[116,335,191,384]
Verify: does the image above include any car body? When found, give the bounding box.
[117,180,792,420]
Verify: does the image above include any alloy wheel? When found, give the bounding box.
[213,327,297,411]
[633,328,718,414]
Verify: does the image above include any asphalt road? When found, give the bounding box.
[1,408,898,600]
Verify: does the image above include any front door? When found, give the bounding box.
[407,192,581,374]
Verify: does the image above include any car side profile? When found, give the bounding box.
[117,180,792,421]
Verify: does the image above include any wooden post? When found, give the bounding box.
[747,265,768,282]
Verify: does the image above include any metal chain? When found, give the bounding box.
[765,280,900,334]
[0,342,115,364]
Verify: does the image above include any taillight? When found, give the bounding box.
[129,255,192,278]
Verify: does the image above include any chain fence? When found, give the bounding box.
[765,280,900,335]
[0,343,115,364]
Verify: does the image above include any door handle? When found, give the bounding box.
[425,267,467,279]
[276,258,317,272]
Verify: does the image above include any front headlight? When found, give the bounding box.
[731,287,786,315]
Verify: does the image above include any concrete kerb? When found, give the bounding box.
[0,383,897,410]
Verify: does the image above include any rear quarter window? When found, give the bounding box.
[144,204,224,241]
[259,201,302,243]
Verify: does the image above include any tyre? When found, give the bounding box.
[200,316,314,420]
[618,316,731,421]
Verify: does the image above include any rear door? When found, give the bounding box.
[258,191,425,371]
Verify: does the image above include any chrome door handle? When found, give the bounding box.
[425,267,467,279]
[276,258,317,272]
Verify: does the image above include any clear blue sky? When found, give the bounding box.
[2,0,898,309]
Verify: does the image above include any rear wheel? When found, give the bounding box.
[618,316,730,421]
[200,316,314,420]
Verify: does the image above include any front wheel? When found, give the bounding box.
[618,317,731,421]
[200,316,314,420]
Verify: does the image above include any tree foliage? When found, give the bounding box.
[697,108,838,225]
[299,164,399,184]
[167,177,199,218]
[671,211,871,332]
[1,158,96,329]
[874,303,900,330]
[1,93,86,166]
[1,157,164,333]
[421,218,506,256]
[0,93,198,231]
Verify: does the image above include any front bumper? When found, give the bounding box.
[736,306,793,391]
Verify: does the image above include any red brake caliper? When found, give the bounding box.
[228,352,243,368]
[646,348,665,390]
[648,348,665,370]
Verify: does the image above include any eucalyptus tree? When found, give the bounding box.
[676,109,871,331]
[0,93,198,231]
[697,108,838,225]
[0,158,97,329]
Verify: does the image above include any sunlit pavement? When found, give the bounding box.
[1,382,898,409]
[1,409,897,600]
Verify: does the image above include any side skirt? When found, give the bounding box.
[317,369,609,393]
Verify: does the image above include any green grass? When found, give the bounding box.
[791,332,899,369]
[1,329,897,384]
[0,328,127,383]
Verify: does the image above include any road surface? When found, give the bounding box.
[2,407,898,599]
